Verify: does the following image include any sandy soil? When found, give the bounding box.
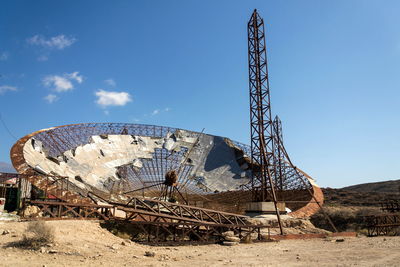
[0,220,399,267]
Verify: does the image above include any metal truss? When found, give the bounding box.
[126,221,263,244]
[365,214,400,236]
[116,196,249,226]
[273,116,285,191]
[247,9,278,203]
[24,198,265,244]
[26,200,115,220]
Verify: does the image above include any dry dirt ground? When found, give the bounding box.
[0,220,399,267]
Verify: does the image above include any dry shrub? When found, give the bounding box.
[19,221,54,249]
[310,206,377,232]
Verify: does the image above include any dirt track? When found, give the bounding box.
[0,220,399,266]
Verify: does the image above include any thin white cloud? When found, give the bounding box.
[67,72,83,83]
[95,90,132,107]
[0,52,9,61]
[27,34,77,50]
[42,72,83,92]
[147,107,171,117]
[104,110,110,115]
[0,85,17,94]
[44,94,58,103]
[43,76,72,92]
[37,55,48,61]
[104,79,116,87]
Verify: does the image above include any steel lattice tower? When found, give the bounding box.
[247,9,278,203]
[273,115,285,192]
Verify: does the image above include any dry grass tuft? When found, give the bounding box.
[16,221,55,249]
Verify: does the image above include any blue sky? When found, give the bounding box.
[0,0,399,188]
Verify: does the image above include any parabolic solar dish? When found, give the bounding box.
[11,123,322,216]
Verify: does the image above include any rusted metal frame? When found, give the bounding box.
[236,215,248,226]
[38,204,58,218]
[125,209,140,220]
[45,131,66,156]
[277,141,338,232]
[219,213,235,225]
[149,151,164,192]
[82,206,103,219]
[156,201,181,218]
[179,205,202,222]
[273,116,285,191]
[156,201,161,214]
[151,197,249,220]
[142,157,158,189]
[180,224,203,241]
[223,214,237,225]
[136,213,148,222]
[174,185,189,205]
[166,202,182,217]
[123,182,163,195]
[154,225,167,243]
[119,206,208,224]
[153,149,162,192]
[50,130,74,156]
[29,200,112,209]
[141,160,159,192]
[185,225,206,242]
[205,225,224,240]
[126,222,212,243]
[239,227,258,241]
[260,138,284,234]
[176,164,192,189]
[158,224,175,240]
[138,224,150,240]
[100,207,113,220]
[60,204,82,218]
[247,11,276,200]
[129,165,147,189]
[39,200,105,218]
[125,215,261,232]
[248,10,283,234]
[135,198,158,214]
[61,126,80,154]
[200,210,220,224]
[120,196,249,225]
[153,224,160,243]
[125,221,267,240]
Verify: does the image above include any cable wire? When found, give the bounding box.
[0,112,17,140]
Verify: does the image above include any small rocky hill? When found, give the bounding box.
[312,179,400,231]
[322,179,400,206]
[341,179,400,193]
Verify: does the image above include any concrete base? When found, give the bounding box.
[245,201,286,216]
